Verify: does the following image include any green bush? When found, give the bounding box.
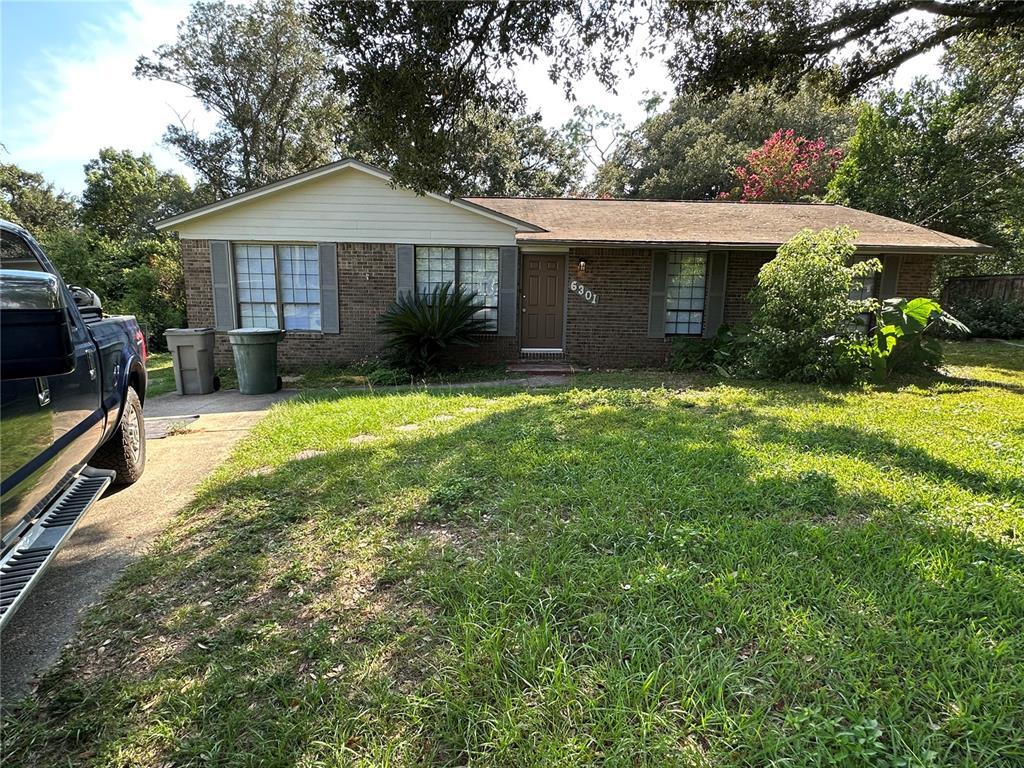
[378,282,490,374]
[857,297,970,382]
[669,324,750,375]
[746,227,880,383]
[942,296,1024,339]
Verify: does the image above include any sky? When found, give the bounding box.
[1,0,944,197]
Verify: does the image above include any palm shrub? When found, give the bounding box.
[746,226,880,383]
[378,282,490,374]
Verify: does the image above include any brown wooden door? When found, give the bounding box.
[521,254,565,349]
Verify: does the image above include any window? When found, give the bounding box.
[665,251,707,335]
[415,246,499,331]
[279,245,321,331]
[0,230,45,272]
[233,243,321,331]
[849,263,880,331]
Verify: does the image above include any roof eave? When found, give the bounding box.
[513,236,993,254]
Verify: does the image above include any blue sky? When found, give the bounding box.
[2,0,943,197]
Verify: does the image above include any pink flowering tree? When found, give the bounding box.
[726,129,844,202]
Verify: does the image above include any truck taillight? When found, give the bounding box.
[135,328,148,361]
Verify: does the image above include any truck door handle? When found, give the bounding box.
[86,350,96,381]
[36,377,50,407]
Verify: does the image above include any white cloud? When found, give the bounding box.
[6,0,217,194]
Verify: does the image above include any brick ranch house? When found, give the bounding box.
[157,159,990,368]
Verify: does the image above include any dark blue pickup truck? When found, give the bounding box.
[1,220,148,628]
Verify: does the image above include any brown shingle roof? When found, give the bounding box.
[463,197,990,253]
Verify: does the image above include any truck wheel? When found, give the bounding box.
[92,386,146,486]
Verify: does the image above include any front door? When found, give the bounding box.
[521,254,565,350]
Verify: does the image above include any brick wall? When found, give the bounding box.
[182,238,214,328]
[563,247,673,367]
[182,239,519,369]
[722,251,775,327]
[181,239,939,371]
[894,253,936,298]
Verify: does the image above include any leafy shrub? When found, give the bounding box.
[858,297,969,382]
[378,282,490,374]
[365,366,410,386]
[941,296,1024,339]
[746,227,880,383]
[669,324,750,375]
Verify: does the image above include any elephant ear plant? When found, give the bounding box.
[378,282,490,375]
[864,297,970,382]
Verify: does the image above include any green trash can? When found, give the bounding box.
[227,328,284,395]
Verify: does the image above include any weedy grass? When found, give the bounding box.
[4,341,1022,767]
[144,352,176,397]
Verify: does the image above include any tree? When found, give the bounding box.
[309,0,1022,188]
[728,129,844,201]
[136,0,348,197]
[826,79,1024,286]
[445,109,583,197]
[0,163,77,232]
[81,149,196,240]
[594,84,857,199]
[664,0,1024,97]
[311,0,642,192]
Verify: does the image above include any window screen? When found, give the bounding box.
[665,251,707,335]
[414,246,499,332]
[234,244,278,328]
[279,245,321,331]
[457,247,499,331]
[415,246,456,297]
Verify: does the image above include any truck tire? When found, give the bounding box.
[91,386,146,486]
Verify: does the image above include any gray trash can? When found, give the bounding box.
[227,328,284,395]
[164,327,219,395]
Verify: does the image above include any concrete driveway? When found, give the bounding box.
[1,387,293,702]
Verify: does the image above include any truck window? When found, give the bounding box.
[0,230,46,272]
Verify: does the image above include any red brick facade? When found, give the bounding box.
[563,247,673,366]
[894,254,935,298]
[180,240,937,369]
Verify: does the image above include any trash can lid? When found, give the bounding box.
[227,327,283,336]
[165,327,214,335]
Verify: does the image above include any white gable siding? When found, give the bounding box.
[173,168,518,246]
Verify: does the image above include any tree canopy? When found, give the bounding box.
[0,163,77,232]
[664,0,1024,97]
[81,148,197,241]
[136,0,347,197]
[594,84,858,199]
[827,77,1024,284]
[308,0,1021,188]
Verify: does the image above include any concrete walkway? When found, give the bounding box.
[1,388,293,702]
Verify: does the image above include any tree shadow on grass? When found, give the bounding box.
[4,385,1023,767]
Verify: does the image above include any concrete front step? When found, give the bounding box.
[506,361,576,375]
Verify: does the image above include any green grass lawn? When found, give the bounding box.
[5,342,1022,767]
[144,352,176,397]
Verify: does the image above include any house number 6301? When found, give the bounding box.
[569,279,598,304]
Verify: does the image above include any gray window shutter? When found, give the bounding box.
[396,244,415,298]
[210,240,235,331]
[497,245,518,337]
[879,254,902,299]
[703,251,729,338]
[648,251,668,338]
[318,242,339,334]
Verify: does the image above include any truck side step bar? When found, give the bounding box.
[0,467,114,629]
